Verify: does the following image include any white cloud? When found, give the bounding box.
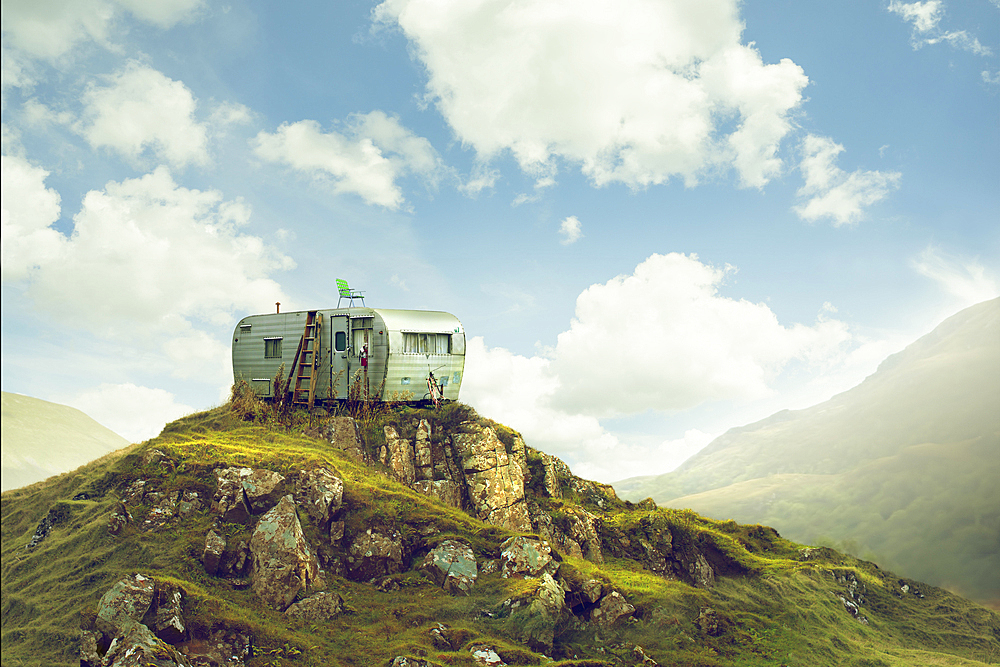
[374,0,808,189]
[549,253,852,417]
[462,252,855,479]
[8,166,293,352]
[0,0,203,63]
[66,383,194,443]
[79,62,210,168]
[888,1,992,55]
[794,134,901,226]
[912,246,1000,306]
[0,154,64,281]
[253,111,441,209]
[558,216,582,245]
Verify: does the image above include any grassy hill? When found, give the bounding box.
[1,392,130,492]
[615,298,1000,606]
[3,392,998,666]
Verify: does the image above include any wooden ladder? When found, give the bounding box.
[290,311,322,410]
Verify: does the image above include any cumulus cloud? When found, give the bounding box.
[888,1,992,55]
[559,216,582,245]
[794,134,901,226]
[66,383,195,442]
[912,246,999,306]
[373,0,808,189]
[253,111,442,209]
[549,253,852,416]
[0,0,203,63]
[79,62,210,168]
[461,252,854,478]
[0,154,65,281]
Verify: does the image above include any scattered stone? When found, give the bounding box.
[284,591,344,622]
[123,480,148,505]
[202,530,226,576]
[346,528,404,582]
[142,491,179,531]
[177,630,251,667]
[27,508,57,549]
[249,495,321,610]
[390,658,434,667]
[633,644,660,666]
[177,491,203,517]
[141,449,168,467]
[102,621,190,666]
[96,573,155,637]
[419,540,478,595]
[469,643,507,667]
[499,536,557,579]
[695,607,721,636]
[428,623,454,650]
[79,629,102,667]
[590,590,635,628]
[108,502,132,535]
[479,559,500,575]
[73,491,91,501]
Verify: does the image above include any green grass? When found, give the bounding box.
[3,403,998,667]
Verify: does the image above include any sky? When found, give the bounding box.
[2,0,998,483]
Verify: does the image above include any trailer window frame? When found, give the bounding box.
[263,337,283,359]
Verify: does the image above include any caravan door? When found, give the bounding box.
[329,314,350,399]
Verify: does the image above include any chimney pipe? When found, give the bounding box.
[276,302,280,314]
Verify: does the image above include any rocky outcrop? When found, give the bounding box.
[249,495,321,610]
[347,528,404,582]
[499,536,558,579]
[294,468,344,529]
[589,590,635,627]
[203,529,226,576]
[102,621,190,667]
[304,416,368,463]
[454,424,532,531]
[242,469,286,513]
[419,540,478,595]
[96,573,155,637]
[149,581,186,643]
[212,468,252,523]
[383,425,417,486]
[411,479,463,508]
[532,505,604,563]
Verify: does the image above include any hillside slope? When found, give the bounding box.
[3,393,998,667]
[616,298,1000,605]
[1,392,130,492]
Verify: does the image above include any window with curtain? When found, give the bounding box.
[402,333,451,354]
[264,337,282,358]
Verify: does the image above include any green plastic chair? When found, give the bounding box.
[336,279,365,307]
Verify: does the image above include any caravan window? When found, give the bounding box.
[402,332,451,354]
[264,337,282,358]
[335,331,347,352]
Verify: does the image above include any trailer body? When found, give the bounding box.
[232,307,465,402]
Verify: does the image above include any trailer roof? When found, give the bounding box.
[373,308,463,334]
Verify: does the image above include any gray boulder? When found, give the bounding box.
[590,589,635,627]
[103,622,191,667]
[95,573,155,637]
[242,469,286,513]
[202,529,226,576]
[382,425,416,486]
[249,495,320,610]
[294,468,344,528]
[346,528,404,582]
[453,424,531,532]
[212,468,252,523]
[419,540,478,595]
[148,581,185,643]
[499,536,557,579]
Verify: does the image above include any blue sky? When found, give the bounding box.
[2,0,998,482]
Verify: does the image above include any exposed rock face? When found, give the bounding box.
[177,630,251,667]
[108,502,132,535]
[383,425,417,486]
[347,528,404,582]
[284,591,344,621]
[103,621,191,667]
[294,468,344,529]
[249,495,320,610]
[80,630,101,667]
[541,453,562,498]
[96,573,155,637]
[414,419,433,479]
[686,552,715,588]
[212,468,252,523]
[148,581,186,643]
[304,416,367,463]
[242,469,286,513]
[499,537,557,579]
[411,479,463,508]
[203,529,226,576]
[532,506,603,563]
[142,491,179,531]
[419,540,478,595]
[590,590,635,627]
[454,425,532,532]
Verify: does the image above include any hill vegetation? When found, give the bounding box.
[616,298,1000,606]
[1,392,130,492]
[3,387,998,666]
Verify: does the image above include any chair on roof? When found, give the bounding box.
[337,279,366,307]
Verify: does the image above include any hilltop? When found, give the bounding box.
[616,298,1000,606]
[1,392,130,492]
[3,387,998,666]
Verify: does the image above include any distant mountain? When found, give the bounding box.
[616,297,1000,605]
[1,392,130,492]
